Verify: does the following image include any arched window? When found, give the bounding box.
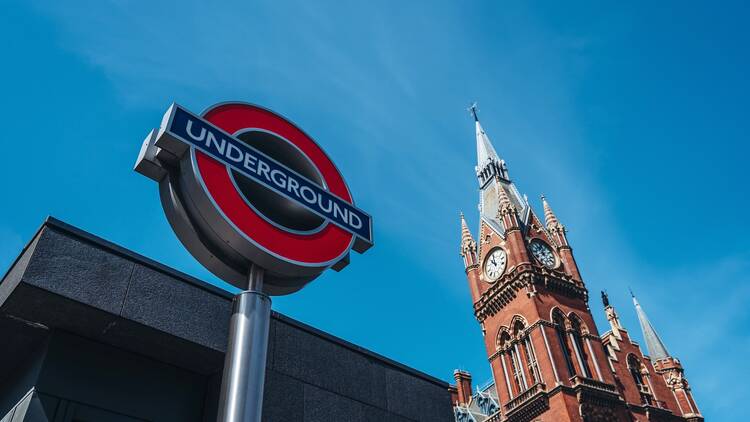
[508,322,527,391]
[498,331,516,397]
[570,315,592,378]
[628,354,653,405]
[514,320,541,385]
[552,310,576,377]
[628,355,644,386]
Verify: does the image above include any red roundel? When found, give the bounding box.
[195,103,354,266]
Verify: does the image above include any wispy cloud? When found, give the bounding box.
[24,2,748,418]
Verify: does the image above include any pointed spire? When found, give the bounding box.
[470,102,508,185]
[460,212,475,246]
[460,212,478,269]
[469,102,479,122]
[541,194,560,228]
[632,293,671,361]
[497,184,513,210]
[475,118,500,169]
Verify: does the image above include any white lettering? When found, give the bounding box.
[270,170,286,189]
[243,153,258,173]
[317,196,333,213]
[349,212,363,229]
[186,120,206,141]
[257,161,271,181]
[287,178,300,198]
[332,202,348,222]
[205,132,226,155]
[300,186,317,204]
[226,143,243,162]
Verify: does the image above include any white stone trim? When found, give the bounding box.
[539,325,560,384]
[513,343,529,389]
[569,332,587,377]
[500,353,514,399]
[585,338,604,382]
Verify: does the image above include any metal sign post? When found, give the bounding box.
[135,102,373,422]
[217,265,271,422]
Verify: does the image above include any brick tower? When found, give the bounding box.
[451,106,703,422]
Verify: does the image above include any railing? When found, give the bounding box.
[504,382,546,412]
[570,376,617,394]
[484,410,502,422]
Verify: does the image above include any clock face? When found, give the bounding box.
[484,248,507,281]
[530,240,556,268]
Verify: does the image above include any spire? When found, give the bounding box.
[469,102,479,122]
[497,184,513,210]
[541,194,560,228]
[632,293,670,361]
[459,212,478,269]
[460,212,475,247]
[470,102,508,184]
[475,117,499,168]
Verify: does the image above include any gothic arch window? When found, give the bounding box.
[497,329,512,351]
[497,329,517,397]
[513,319,541,386]
[627,354,653,405]
[509,315,529,329]
[552,309,576,377]
[569,313,592,378]
[508,321,528,392]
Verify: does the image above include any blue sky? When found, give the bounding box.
[2,1,748,419]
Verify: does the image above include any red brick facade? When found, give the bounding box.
[452,109,702,422]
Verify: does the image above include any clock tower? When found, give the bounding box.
[454,106,702,422]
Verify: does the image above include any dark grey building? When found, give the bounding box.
[0,218,453,422]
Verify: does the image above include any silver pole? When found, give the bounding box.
[217,265,271,422]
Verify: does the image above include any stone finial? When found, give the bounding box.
[497,184,513,210]
[460,212,474,247]
[541,194,560,229]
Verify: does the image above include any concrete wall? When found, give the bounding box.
[0,218,453,422]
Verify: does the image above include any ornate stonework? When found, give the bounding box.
[451,109,702,422]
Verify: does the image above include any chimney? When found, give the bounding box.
[453,370,473,405]
[448,385,459,405]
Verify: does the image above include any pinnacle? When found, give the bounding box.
[460,212,474,246]
[497,184,512,209]
[541,194,560,228]
[632,293,671,361]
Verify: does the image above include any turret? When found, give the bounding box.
[470,105,531,240]
[471,104,509,186]
[632,293,670,361]
[460,213,482,303]
[496,182,529,266]
[632,293,702,419]
[460,212,478,269]
[541,195,581,280]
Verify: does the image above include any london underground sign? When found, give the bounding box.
[136,102,373,422]
[136,102,373,295]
